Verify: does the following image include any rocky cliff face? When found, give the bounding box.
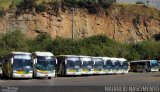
[0,5,160,43]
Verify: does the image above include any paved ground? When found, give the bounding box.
[0,72,160,92]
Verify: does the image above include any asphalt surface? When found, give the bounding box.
[0,72,160,92]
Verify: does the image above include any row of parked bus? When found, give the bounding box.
[0,51,159,79]
[56,55,129,76]
[0,51,130,79]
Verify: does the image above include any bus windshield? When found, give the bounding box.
[150,60,158,68]
[66,57,80,68]
[114,60,122,68]
[94,59,104,67]
[122,61,128,69]
[104,60,114,69]
[82,61,92,67]
[36,56,56,71]
[13,54,32,71]
[81,58,93,67]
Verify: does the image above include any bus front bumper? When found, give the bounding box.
[36,72,56,77]
[112,70,123,74]
[104,70,114,74]
[151,69,159,72]
[66,72,81,75]
[121,69,129,73]
[13,73,33,78]
[81,71,94,75]
[81,69,94,75]
[93,70,105,74]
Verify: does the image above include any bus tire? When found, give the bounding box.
[61,71,65,77]
[48,77,51,79]
[9,73,13,80]
[146,69,150,73]
[133,69,137,72]
[2,71,6,79]
[33,72,36,79]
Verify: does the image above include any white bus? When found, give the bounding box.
[32,52,57,79]
[2,52,33,78]
[79,56,94,75]
[110,58,123,74]
[92,57,105,74]
[56,55,81,76]
[101,57,114,74]
[130,60,159,72]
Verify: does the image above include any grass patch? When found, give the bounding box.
[112,3,160,20]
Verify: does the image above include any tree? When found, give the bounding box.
[0,30,28,55]
[28,33,52,51]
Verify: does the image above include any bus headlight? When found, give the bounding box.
[91,69,94,71]
[13,70,17,73]
[102,69,104,71]
[78,69,81,72]
[80,69,83,71]
[29,71,33,73]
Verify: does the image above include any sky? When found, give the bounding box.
[116,0,160,9]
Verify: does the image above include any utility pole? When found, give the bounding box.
[146,0,149,7]
[71,8,75,41]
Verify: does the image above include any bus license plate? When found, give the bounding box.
[45,75,48,77]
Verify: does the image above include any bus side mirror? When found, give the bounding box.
[81,60,83,65]
[65,60,67,65]
[11,58,13,64]
[93,60,95,65]
[35,58,37,64]
[55,59,58,64]
[33,59,36,64]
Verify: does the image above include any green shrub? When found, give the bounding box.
[0,30,160,61]
[35,3,46,13]
[28,33,52,52]
[0,30,28,55]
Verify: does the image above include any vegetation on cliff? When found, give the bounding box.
[0,30,160,61]
[0,0,159,19]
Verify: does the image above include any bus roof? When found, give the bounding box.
[79,56,92,61]
[109,57,119,60]
[100,57,110,60]
[92,57,103,61]
[78,56,92,58]
[130,60,157,63]
[56,55,79,58]
[118,58,127,61]
[92,57,102,59]
[11,52,31,55]
[33,52,54,56]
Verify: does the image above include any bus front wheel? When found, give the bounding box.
[48,77,51,79]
